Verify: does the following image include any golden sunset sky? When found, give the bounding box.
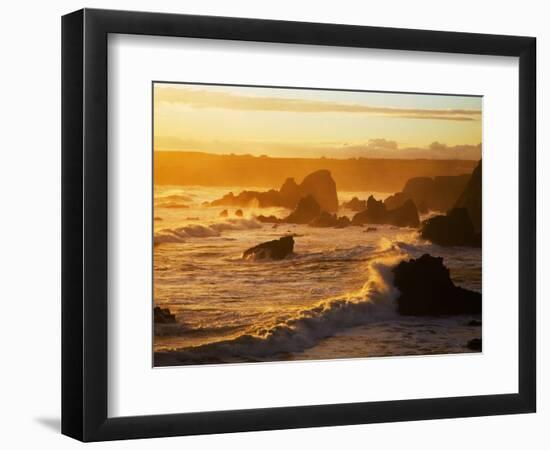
[153,83,482,160]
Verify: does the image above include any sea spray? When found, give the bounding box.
[154,218,262,244]
[155,252,407,364]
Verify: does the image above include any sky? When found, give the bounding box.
[153,82,482,160]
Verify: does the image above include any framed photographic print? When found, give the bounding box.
[62,8,536,441]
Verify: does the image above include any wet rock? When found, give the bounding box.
[298,170,339,213]
[279,177,302,208]
[342,196,367,211]
[308,211,351,228]
[154,306,177,324]
[256,214,281,224]
[242,236,294,260]
[352,196,419,228]
[467,319,482,327]
[235,209,244,217]
[334,216,351,228]
[389,199,420,227]
[392,254,482,316]
[421,208,481,247]
[454,160,481,232]
[209,170,338,212]
[467,338,482,351]
[284,195,322,224]
[211,189,281,209]
[402,174,470,212]
[364,226,378,232]
[384,192,428,214]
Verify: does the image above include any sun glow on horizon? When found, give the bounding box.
[154,83,482,160]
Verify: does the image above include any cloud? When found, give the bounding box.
[366,138,399,151]
[155,87,481,122]
[155,135,481,160]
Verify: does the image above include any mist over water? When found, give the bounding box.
[153,185,481,366]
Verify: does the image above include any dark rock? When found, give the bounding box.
[235,209,243,217]
[334,216,351,228]
[242,236,294,260]
[154,216,163,221]
[384,192,428,214]
[256,214,281,224]
[308,211,338,228]
[342,196,367,211]
[308,211,351,228]
[401,174,470,212]
[352,196,385,225]
[392,254,481,316]
[365,226,378,232]
[299,170,339,213]
[209,170,338,212]
[466,338,482,351]
[154,306,177,324]
[211,189,282,208]
[467,319,482,327]
[279,178,302,208]
[454,160,481,232]
[219,209,228,217]
[389,199,420,227]
[284,195,321,224]
[352,196,419,228]
[421,208,481,247]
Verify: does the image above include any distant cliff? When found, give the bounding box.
[154,151,478,193]
[454,160,482,232]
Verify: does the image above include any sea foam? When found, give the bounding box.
[155,251,406,364]
[154,218,262,244]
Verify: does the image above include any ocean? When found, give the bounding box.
[153,185,482,366]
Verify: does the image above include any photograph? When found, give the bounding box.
[152,83,483,367]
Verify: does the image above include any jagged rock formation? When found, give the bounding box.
[384,191,427,214]
[309,211,351,228]
[341,196,367,211]
[154,306,177,324]
[257,195,350,228]
[283,195,322,224]
[242,236,294,260]
[392,254,482,316]
[467,338,482,351]
[454,160,481,232]
[351,196,420,228]
[211,189,281,209]
[384,173,470,213]
[421,208,481,247]
[210,170,339,212]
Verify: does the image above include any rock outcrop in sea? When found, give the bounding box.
[210,169,339,212]
[154,306,177,324]
[421,208,481,247]
[420,161,482,247]
[309,211,351,228]
[242,235,295,260]
[453,160,482,232]
[384,173,471,213]
[256,196,351,228]
[392,254,481,316]
[283,195,322,224]
[341,196,367,211]
[351,196,420,228]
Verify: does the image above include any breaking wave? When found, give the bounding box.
[154,218,262,244]
[154,253,406,365]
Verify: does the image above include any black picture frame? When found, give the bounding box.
[62,8,536,442]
